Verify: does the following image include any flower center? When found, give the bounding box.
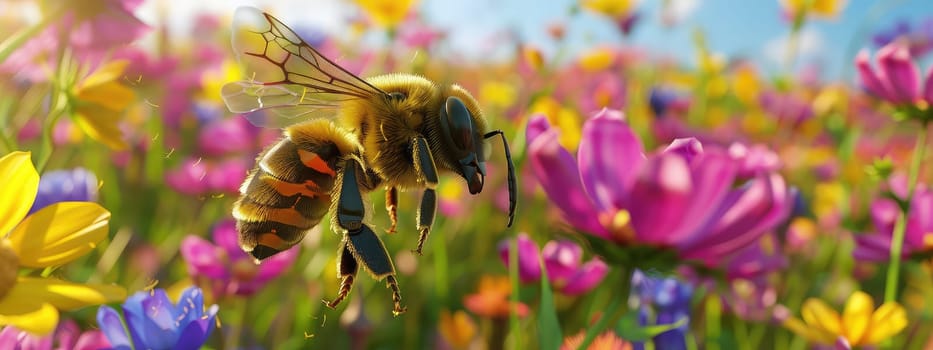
[600,210,636,243]
[0,239,20,300]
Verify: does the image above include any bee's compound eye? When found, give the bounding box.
[439,96,474,154]
[388,92,406,101]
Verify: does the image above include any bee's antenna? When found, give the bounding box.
[484,130,516,227]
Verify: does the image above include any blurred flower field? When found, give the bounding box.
[1,0,932,349]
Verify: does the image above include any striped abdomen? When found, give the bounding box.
[233,120,359,261]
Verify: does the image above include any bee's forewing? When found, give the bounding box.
[222,7,387,127]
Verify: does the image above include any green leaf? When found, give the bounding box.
[537,258,563,350]
[617,311,688,341]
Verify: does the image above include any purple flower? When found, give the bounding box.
[632,270,692,350]
[649,87,690,118]
[97,287,218,350]
[198,117,258,156]
[28,168,98,215]
[526,108,793,268]
[181,220,299,297]
[498,234,608,295]
[165,158,209,196]
[0,320,110,350]
[205,159,249,194]
[873,19,933,58]
[856,41,932,106]
[853,180,932,261]
[758,91,814,128]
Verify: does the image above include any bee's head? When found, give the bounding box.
[438,95,487,194]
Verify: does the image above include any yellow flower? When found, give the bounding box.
[480,81,517,110]
[732,64,761,107]
[0,151,126,335]
[784,291,907,346]
[813,181,847,219]
[438,310,476,349]
[354,0,417,29]
[71,60,135,150]
[580,0,639,19]
[779,0,847,20]
[578,47,615,73]
[200,60,243,104]
[529,97,582,151]
[522,45,545,72]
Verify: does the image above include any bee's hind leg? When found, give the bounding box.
[411,137,438,256]
[335,159,406,315]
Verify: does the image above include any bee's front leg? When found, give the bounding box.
[334,159,406,315]
[411,137,438,255]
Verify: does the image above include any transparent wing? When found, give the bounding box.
[222,6,387,127]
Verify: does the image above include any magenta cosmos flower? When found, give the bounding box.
[856,40,933,115]
[498,233,609,295]
[0,320,110,350]
[180,220,299,297]
[853,179,932,261]
[526,109,793,268]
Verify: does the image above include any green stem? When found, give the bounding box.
[225,297,248,350]
[704,295,721,350]
[577,266,634,350]
[884,122,929,303]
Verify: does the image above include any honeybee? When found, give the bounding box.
[221,7,516,315]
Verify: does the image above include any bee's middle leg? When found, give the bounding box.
[411,137,438,255]
[335,159,406,315]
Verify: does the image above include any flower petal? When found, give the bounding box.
[557,258,608,295]
[680,174,792,263]
[179,235,229,279]
[841,291,873,345]
[668,149,739,245]
[497,233,542,283]
[627,153,693,245]
[96,305,133,349]
[73,105,128,150]
[0,300,58,336]
[541,240,583,281]
[75,60,130,92]
[3,277,126,311]
[877,42,920,103]
[801,298,842,343]
[864,302,907,345]
[0,151,39,236]
[577,108,644,211]
[7,202,110,267]
[855,49,896,102]
[924,65,933,105]
[527,122,608,238]
[76,78,135,112]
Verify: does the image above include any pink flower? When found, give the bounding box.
[1,0,149,82]
[0,320,110,350]
[180,220,300,297]
[853,177,932,261]
[165,157,209,196]
[206,158,249,194]
[856,40,932,107]
[198,117,259,156]
[498,233,609,295]
[526,109,794,268]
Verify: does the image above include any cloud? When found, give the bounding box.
[662,0,701,26]
[763,28,827,67]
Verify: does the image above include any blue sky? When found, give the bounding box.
[148,0,932,81]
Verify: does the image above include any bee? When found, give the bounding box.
[221,7,516,316]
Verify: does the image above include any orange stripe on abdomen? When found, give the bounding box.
[298,149,337,177]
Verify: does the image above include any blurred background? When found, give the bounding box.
[1,0,933,349]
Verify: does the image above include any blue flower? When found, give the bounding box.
[97,287,219,350]
[631,270,693,350]
[28,167,98,215]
